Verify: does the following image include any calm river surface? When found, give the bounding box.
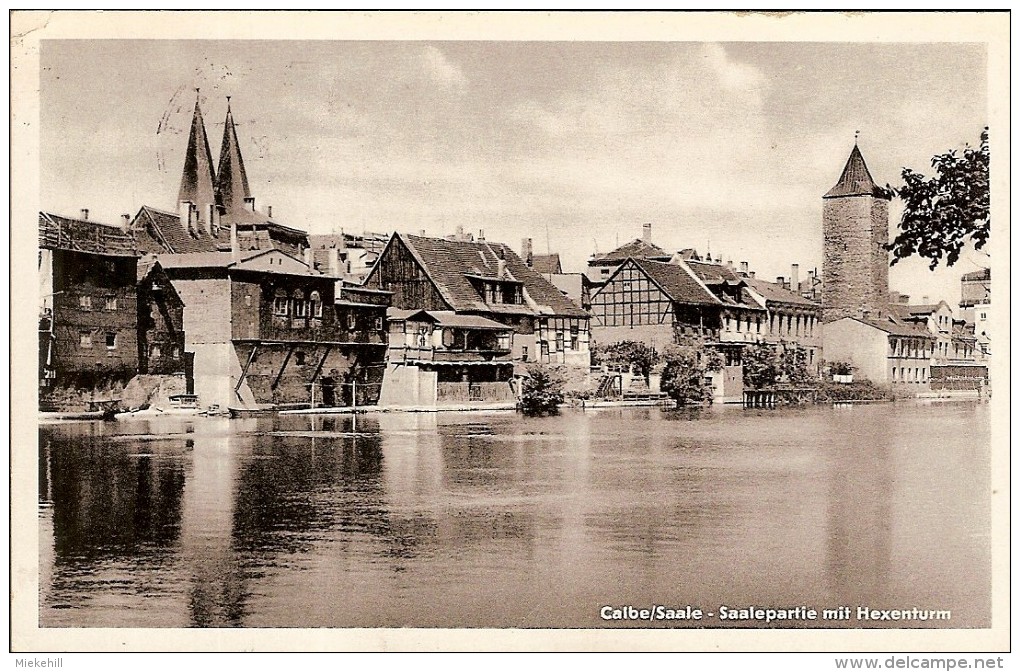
[38,401,990,628]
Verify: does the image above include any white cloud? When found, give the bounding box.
[421,45,468,92]
[700,43,767,104]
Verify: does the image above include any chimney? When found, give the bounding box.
[749,271,755,279]
[922,295,930,305]
[455,224,464,240]
[328,248,342,278]
[739,261,749,274]
[497,259,506,278]
[80,208,89,221]
[419,229,426,237]
[791,264,800,292]
[642,222,652,244]
[522,238,533,266]
[244,196,256,213]
[267,205,273,218]
[478,229,485,241]
[777,276,785,288]
[121,214,131,230]
[726,260,734,270]
[303,247,313,268]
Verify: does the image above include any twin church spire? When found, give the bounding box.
[177,91,257,233]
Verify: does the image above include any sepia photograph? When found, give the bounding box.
[10,10,1009,655]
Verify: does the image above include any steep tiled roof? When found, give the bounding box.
[530,253,562,275]
[593,238,671,263]
[133,205,222,254]
[745,277,821,309]
[684,260,764,310]
[216,101,252,217]
[396,233,587,318]
[628,258,720,306]
[39,212,138,257]
[856,314,935,338]
[824,144,890,199]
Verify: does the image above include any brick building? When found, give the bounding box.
[822,144,893,322]
[157,247,387,412]
[38,212,140,411]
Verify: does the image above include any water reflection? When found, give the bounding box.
[39,402,991,628]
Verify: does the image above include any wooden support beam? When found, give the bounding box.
[309,346,332,384]
[235,343,259,394]
[271,344,297,390]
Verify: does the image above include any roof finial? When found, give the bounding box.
[854,129,860,145]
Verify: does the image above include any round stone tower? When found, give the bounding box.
[822,144,892,322]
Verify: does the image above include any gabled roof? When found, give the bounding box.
[387,233,587,318]
[386,308,510,331]
[39,212,138,257]
[684,260,764,310]
[850,314,935,339]
[530,253,562,275]
[744,277,821,309]
[133,205,222,254]
[824,144,890,199]
[625,258,721,306]
[592,238,671,263]
[155,248,321,278]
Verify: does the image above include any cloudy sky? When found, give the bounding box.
[41,39,988,304]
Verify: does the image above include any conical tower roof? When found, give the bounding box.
[177,94,217,211]
[215,98,252,215]
[824,144,889,199]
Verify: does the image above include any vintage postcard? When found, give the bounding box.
[10,11,1009,655]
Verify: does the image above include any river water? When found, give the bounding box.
[38,401,990,629]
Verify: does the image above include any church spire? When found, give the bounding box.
[823,143,889,200]
[177,90,218,232]
[215,97,253,216]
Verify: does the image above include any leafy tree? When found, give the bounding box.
[598,340,661,382]
[659,343,720,407]
[519,363,565,416]
[888,128,990,269]
[742,341,778,390]
[777,345,812,385]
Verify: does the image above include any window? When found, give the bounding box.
[171,346,180,359]
[79,295,92,310]
[79,332,92,348]
[273,289,290,316]
[150,344,161,359]
[245,294,252,307]
[294,351,306,366]
[570,325,579,350]
[104,296,117,310]
[555,331,564,353]
[310,291,322,318]
[540,341,549,357]
[294,290,307,318]
[601,269,610,276]
[521,346,528,361]
[347,312,357,330]
[374,316,383,331]
[105,332,117,349]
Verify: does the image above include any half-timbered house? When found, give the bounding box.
[364,232,590,369]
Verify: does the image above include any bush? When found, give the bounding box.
[816,379,895,402]
[596,340,661,381]
[519,363,565,416]
[660,343,719,407]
